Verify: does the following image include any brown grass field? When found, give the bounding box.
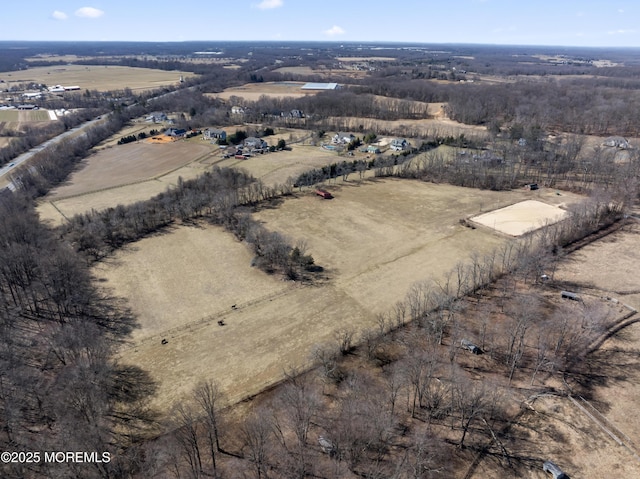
[0,64,197,92]
[0,110,52,122]
[36,133,344,224]
[47,141,212,199]
[208,81,317,101]
[100,179,583,413]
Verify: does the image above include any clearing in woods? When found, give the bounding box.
[104,179,583,412]
[208,81,317,101]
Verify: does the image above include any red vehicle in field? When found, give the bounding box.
[315,189,333,199]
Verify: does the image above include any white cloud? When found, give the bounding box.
[51,10,68,20]
[607,29,636,35]
[255,0,283,9]
[323,25,345,37]
[491,26,516,34]
[75,7,105,18]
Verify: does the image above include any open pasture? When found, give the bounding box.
[209,81,316,101]
[109,179,582,411]
[327,115,489,139]
[0,109,52,122]
[46,141,213,199]
[0,64,197,92]
[36,140,216,225]
[216,144,340,184]
[36,138,340,224]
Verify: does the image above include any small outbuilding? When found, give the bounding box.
[318,436,337,456]
[367,145,381,154]
[561,291,581,301]
[461,339,482,355]
[543,460,569,479]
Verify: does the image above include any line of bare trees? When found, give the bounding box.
[0,192,159,479]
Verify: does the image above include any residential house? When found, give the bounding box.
[390,138,409,151]
[146,112,168,123]
[203,128,227,141]
[287,109,304,118]
[367,145,381,154]
[164,128,187,138]
[231,106,245,115]
[332,132,355,145]
[603,136,630,149]
[244,137,268,151]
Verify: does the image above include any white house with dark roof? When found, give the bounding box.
[332,132,355,145]
[146,112,168,122]
[390,138,409,151]
[244,137,268,151]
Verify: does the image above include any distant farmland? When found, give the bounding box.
[0,109,51,122]
[0,64,198,92]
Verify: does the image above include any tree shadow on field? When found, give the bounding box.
[252,196,285,211]
[566,341,640,410]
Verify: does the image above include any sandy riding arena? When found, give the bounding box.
[471,199,568,236]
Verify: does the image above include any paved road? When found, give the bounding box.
[0,113,109,190]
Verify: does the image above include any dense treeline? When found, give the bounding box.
[354,76,640,136]
[0,193,158,479]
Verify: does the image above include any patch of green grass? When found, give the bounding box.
[0,110,18,121]
[28,110,51,121]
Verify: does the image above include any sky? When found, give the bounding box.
[2,0,640,48]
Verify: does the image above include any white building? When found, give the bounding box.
[390,138,409,151]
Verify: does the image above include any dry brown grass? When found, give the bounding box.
[47,140,212,200]
[208,81,317,101]
[1,64,197,92]
[104,179,584,413]
[36,133,341,224]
